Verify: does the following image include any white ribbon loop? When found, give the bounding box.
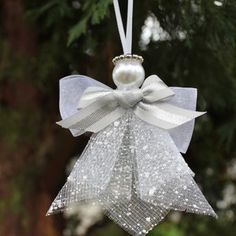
[57,75,205,133]
[113,0,133,54]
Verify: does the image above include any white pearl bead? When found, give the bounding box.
[112,58,145,90]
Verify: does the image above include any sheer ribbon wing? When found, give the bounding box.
[59,75,110,137]
[48,75,216,236]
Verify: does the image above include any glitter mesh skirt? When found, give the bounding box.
[47,111,216,235]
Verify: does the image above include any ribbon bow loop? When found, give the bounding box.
[141,75,175,103]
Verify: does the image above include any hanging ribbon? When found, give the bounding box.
[57,75,205,134]
[113,0,133,54]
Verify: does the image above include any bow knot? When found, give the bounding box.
[113,89,143,108]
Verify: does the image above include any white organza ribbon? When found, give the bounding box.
[57,75,205,135]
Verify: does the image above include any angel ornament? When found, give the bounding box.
[47,1,216,235]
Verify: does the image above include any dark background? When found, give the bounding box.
[0,0,235,236]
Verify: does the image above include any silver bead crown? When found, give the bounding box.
[112,54,144,65]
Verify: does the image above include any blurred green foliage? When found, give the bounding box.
[0,0,236,236]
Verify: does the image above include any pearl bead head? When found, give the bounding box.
[112,55,145,90]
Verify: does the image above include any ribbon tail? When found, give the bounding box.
[57,100,125,134]
[134,103,206,130]
[158,103,206,120]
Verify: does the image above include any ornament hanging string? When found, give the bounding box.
[113,0,133,54]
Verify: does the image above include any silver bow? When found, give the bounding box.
[57,75,205,135]
[48,75,217,236]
